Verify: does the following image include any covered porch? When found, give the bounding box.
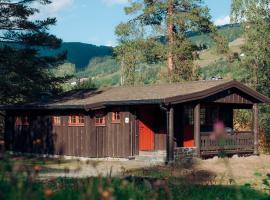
[135,83,266,162]
[165,88,262,162]
[171,103,258,159]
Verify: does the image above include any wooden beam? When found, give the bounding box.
[167,106,174,163]
[253,104,259,155]
[194,103,201,157]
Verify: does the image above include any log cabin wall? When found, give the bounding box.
[4,108,136,158]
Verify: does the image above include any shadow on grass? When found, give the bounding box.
[123,158,218,185]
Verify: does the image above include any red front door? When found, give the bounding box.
[139,109,154,151]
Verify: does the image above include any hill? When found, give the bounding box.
[52,24,244,87]
[40,42,113,70]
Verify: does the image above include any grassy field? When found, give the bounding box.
[0,176,268,200]
[0,154,270,200]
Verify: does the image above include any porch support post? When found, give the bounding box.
[253,104,259,155]
[167,106,174,163]
[194,103,201,157]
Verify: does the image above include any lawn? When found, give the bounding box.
[0,154,270,200]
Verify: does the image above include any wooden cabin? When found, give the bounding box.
[1,80,270,162]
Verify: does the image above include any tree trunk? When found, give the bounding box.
[167,0,174,82]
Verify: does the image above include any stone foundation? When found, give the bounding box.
[174,147,197,161]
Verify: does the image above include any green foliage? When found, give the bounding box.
[115,0,215,84]
[231,0,270,152]
[190,24,243,48]
[74,79,96,90]
[0,155,269,200]
[199,59,247,81]
[0,163,268,200]
[40,43,113,70]
[0,0,67,104]
[52,63,76,77]
[77,56,120,78]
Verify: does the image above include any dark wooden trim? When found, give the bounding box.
[194,103,201,156]
[253,104,259,155]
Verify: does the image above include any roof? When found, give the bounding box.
[1,79,270,110]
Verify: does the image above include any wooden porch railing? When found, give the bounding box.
[200,132,254,156]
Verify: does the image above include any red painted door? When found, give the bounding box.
[139,110,154,151]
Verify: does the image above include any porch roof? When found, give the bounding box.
[1,79,270,110]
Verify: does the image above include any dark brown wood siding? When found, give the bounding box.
[204,88,257,104]
[4,108,136,158]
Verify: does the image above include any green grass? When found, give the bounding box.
[199,59,248,81]
[0,176,268,200]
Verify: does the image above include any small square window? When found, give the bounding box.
[68,115,85,126]
[112,111,120,123]
[95,113,106,126]
[52,116,61,126]
[78,116,85,124]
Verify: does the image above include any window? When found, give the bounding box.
[78,115,85,124]
[15,116,29,126]
[52,116,61,126]
[112,111,120,123]
[95,113,106,126]
[68,115,85,126]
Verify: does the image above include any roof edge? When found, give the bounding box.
[165,80,270,104]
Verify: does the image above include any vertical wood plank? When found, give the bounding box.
[253,104,259,155]
[167,106,174,163]
[194,103,201,157]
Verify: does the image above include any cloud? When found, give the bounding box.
[102,0,129,6]
[105,40,116,47]
[214,15,231,26]
[33,0,74,18]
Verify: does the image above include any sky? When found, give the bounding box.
[36,0,232,46]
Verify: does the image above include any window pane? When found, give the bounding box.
[69,115,85,126]
[79,116,84,124]
[112,112,120,122]
[95,114,105,126]
[53,116,61,125]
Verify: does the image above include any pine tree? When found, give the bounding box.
[115,0,215,85]
[0,0,67,104]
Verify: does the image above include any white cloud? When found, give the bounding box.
[214,15,231,26]
[33,0,74,18]
[102,0,129,6]
[105,40,116,47]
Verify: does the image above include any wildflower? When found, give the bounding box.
[44,189,53,198]
[101,190,110,199]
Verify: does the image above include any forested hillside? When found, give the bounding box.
[57,24,243,87]
[41,42,113,70]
